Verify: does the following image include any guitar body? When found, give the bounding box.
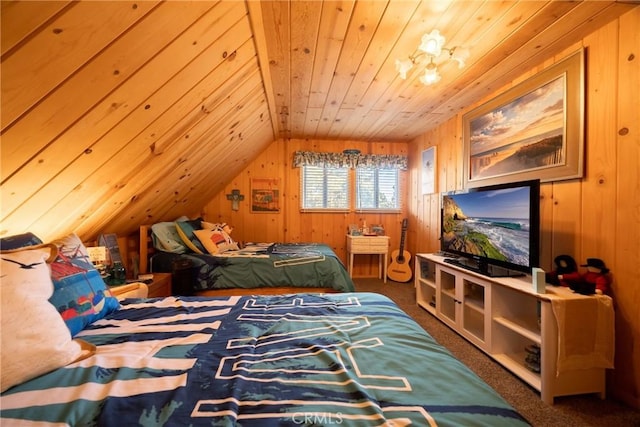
[387,218,413,282]
[388,248,413,282]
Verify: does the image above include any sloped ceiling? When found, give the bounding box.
[1,0,635,242]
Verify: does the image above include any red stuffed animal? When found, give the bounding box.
[559,258,611,295]
[545,255,578,287]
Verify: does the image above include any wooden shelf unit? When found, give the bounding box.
[415,253,610,404]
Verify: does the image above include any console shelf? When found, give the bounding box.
[415,253,611,404]
[493,316,541,343]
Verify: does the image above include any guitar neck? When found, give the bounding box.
[398,219,407,253]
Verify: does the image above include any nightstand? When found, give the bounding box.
[146,273,172,298]
[109,282,149,300]
[346,235,390,283]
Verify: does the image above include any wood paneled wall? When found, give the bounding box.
[197,7,639,408]
[408,8,639,408]
[201,139,409,278]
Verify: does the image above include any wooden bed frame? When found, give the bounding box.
[139,224,339,296]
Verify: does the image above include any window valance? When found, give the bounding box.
[293,151,407,170]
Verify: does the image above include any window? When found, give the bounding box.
[295,150,406,212]
[356,168,400,211]
[301,166,349,210]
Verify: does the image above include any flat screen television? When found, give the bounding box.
[440,179,540,277]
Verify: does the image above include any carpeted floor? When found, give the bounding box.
[353,277,640,427]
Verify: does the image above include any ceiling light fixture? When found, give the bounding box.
[395,29,469,85]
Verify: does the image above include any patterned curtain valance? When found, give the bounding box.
[293,151,407,170]
[356,154,408,170]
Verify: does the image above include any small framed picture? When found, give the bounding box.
[422,147,436,195]
[98,233,122,265]
[251,178,280,213]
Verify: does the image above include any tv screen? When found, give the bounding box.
[440,179,540,277]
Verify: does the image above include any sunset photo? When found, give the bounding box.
[468,76,565,180]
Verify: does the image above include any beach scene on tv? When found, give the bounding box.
[442,186,531,265]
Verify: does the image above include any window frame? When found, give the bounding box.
[299,165,403,213]
[300,165,350,212]
[355,167,401,213]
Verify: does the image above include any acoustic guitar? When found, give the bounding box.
[388,218,412,282]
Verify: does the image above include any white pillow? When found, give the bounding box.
[0,246,94,392]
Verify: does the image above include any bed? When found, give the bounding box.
[0,292,528,426]
[139,223,355,295]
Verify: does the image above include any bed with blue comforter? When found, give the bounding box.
[0,292,528,426]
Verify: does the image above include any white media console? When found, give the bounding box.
[415,253,613,404]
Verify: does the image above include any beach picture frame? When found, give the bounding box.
[462,49,584,188]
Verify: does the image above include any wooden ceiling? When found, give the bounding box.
[1,1,635,241]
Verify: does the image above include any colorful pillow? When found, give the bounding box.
[201,220,219,230]
[1,246,95,392]
[194,228,239,254]
[175,218,206,254]
[49,233,120,336]
[151,221,188,253]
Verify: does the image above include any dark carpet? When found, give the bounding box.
[353,277,640,427]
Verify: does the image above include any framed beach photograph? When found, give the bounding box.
[250,178,280,213]
[463,49,584,188]
[421,147,436,195]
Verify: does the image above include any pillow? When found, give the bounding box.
[175,218,206,254]
[201,220,219,230]
[194,229,239,254]
[0,232,43,250]
[49,233,120,336]
[201,221,237,242]
[1,246,95,392]
[151,221,188,253]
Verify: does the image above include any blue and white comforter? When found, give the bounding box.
[1,293,528,426]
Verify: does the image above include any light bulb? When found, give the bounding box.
[395,58,414,79]
[420,62,441,85]
[450,47,470,68]
[419,29,445,57]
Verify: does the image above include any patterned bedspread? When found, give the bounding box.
[0,293,528,426]
[152,243,355,292]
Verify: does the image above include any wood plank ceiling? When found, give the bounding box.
[1,0,635,241]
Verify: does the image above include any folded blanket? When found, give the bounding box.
[551,294,614,375]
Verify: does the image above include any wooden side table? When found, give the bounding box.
[146,272,172,298]
[346,235,390,283]
[109,282,149,300]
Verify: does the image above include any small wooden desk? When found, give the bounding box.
[346,235,390,283]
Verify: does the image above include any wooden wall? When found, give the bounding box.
[407,8,639,408]
[197,7,640,408]
[201,139,409,279]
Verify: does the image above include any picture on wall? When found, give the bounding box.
[251,178,280,213]
[421,147,436,195]
[463,49,584,188]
